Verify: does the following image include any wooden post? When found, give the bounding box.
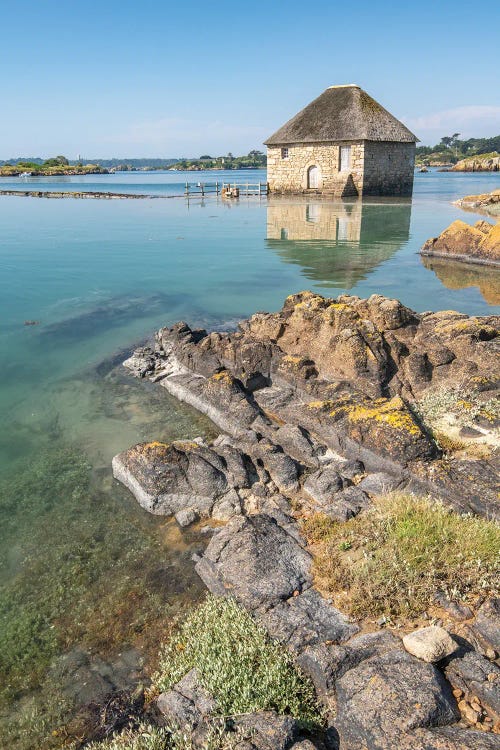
[185,182,189,196]
[216,181,219,195]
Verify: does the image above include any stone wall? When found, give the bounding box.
[362,141,415,196]
[267,142,364,196]
[267,140,416,196]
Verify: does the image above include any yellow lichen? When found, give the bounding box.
[344,396,422,436]
[211,370,233,383]
[282,355,303,365]
[308,400,334,410]
[327,302,350,311]
[142,441,169,451]
[173,440,200,451]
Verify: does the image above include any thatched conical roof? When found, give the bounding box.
[264,85,418,145]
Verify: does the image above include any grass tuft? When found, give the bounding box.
[152,595,322,730]
[303,493,499,621]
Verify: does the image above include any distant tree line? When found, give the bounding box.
[171,150,267,170]
[416,135,500,163]
[0,156,180,169]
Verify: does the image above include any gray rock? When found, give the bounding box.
[415,725,500,749]
[216,442,255,489]
[123,346,157,378]
[156,668,217,729]
[472,598,500,654]
[444,645,500,718]
[162,370,264,439]
[335,650,460,749]
[112,440,228,516]
[322,486,371,522]
[331,459,365,480]
[403,626,458,663]
[175,507,198,527]
[255,439,300,493]
[257,588,358,653]
[303,466,344,506]
[233,711,298,750]
[211,489,242,521]
[358,471,401,495]
[296,630,401,702]
[274,424,321,467]
[195,514,312,609]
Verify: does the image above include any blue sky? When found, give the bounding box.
[1,0,499,158]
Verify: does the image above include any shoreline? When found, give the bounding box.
[0,189,176,200]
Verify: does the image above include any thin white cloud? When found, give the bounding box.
[405,105,500,144]
[100,117,269,155]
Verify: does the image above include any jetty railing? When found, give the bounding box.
[184,181,268,197]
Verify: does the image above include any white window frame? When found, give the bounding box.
[339,145,351,172]
[281,147,289,159]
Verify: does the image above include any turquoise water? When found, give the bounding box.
[0,168,499,746]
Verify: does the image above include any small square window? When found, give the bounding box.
[281,147,289,159]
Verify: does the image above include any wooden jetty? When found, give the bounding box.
[184,181,268,198]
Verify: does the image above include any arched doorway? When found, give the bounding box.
[307,165,319,189]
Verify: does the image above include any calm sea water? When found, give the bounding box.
[0,168,499,746]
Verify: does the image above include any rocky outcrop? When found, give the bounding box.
[451,155,500,172]
[421,219,500,266]
[109,292,499,748]
[117,291,499,517]
[454,189,500,219]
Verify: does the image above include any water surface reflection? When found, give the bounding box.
[267,197,412,289]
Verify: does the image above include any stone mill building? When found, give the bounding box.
[264,84,418,196]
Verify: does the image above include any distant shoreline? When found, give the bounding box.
[0,189,170,199]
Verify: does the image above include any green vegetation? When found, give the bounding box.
[153,595,322,730]
[171,150,266,171]
[84,720,248,750]
[0,443,201,750]
[416,134,500,165]
[84,596,322,750]
[303,493,499,621]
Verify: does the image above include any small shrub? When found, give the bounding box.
[152,596,322,730]
[303,493,499,621]
[417,386,499,435]
[84,720,250,750]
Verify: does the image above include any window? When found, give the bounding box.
[339,145,351,172]
[281,147,289,159]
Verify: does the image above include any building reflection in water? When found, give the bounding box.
[421,256,500,305]
[267,196,412,289]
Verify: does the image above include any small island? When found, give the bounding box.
[415,134,500,170]
[0,155,108,177]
